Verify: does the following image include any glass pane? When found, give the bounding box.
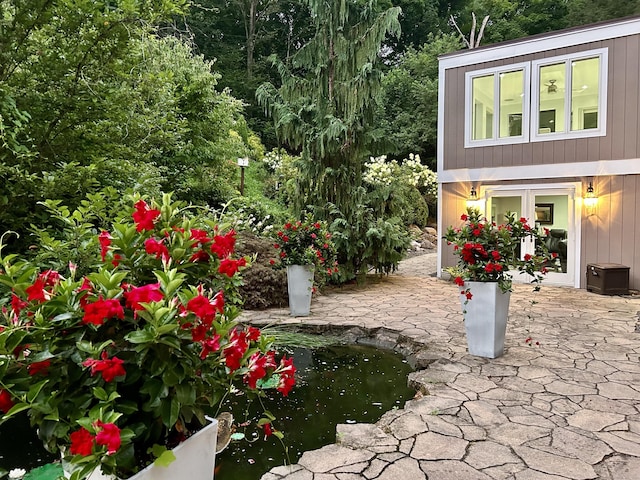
[499,70,524,138]
[571,57,599,131]
[472,75,494,140]
[489,195,523,262]
[535,195,569,273]
[538,63,565,134]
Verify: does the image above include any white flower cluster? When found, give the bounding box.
[222,208,275,236]
[262,151,283,172]
[364,153,437,196]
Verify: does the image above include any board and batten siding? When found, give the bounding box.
[441,177,640,292]
[442,35,640,170]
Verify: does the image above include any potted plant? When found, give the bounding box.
[444,207,554,358]
[0,194,296,479]
[271,214,338,316]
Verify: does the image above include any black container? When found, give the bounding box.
[586,263,630,295]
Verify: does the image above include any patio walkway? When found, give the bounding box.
[242,253,640,480]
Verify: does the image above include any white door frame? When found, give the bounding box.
[477,182,582,288]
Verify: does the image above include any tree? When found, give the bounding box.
[257,0,405,278]
[380,33,462,168]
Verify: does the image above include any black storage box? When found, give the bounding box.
[586,263,630,295]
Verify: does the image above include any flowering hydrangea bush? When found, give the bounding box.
[363,153,437,196]
[444,208,554,299]
[0,194,295,479]
[271,214,338,284]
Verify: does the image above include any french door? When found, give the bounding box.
[481,184,580,287]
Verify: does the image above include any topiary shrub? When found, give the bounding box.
[236,231,288,309]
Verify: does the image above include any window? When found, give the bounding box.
[465,63,529,147]
[464,48,607,147]
[531,49,607,141]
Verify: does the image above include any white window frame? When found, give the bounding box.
[530,48,608,142]
[464,62,531,148]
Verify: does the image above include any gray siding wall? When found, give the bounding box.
[442,36,640,170]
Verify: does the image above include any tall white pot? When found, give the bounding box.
[65,418,218,480]
[286,265,314,317]
[460,281,511,358]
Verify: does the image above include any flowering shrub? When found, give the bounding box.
[0,194,295,479]
[444,208,554,299]
[271,214,338,283]
[363,153,437,197]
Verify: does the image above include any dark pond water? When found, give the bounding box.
[0,344,414,479]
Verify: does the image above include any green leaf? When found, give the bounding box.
[175,383,195,405]
[125,330,156,344]
[93,387,108,401]
[160,397,180,428]
[151,446,177,468]
[27,379,50,402]
[5,402,31,417]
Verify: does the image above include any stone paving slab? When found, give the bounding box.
[247,253,640,480]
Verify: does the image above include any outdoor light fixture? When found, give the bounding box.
[466,185,481,209]
[584,180,598,209]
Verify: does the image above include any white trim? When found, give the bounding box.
[530,49,608,142]
[436,182,443,281]
[438,157,640,184]
[439,17,640,70]
[464,63,530,148]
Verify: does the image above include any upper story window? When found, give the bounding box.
[466,63,530,147]
[464,48,607,148]
[531,49,607,141]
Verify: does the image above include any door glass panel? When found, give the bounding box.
[488,195,523,261]
[535,194,569,273]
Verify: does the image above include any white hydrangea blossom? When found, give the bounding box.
[262,151,283,172]
[9,469,26,479]
[364,153,437,196]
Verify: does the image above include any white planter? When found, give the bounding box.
[286,265,314,317]
[65,418,218,480]
[460,281,511,358]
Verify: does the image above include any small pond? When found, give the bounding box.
[0,343,414,479]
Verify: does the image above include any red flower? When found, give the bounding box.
[244,351,276,389]
[465,291,473,300]
[28,359,51,376]
[191,325,208,342]
[472,228,482,236]
[144,237,170,262]
[124,283,163,311]
[519,217,527,224]
[190,229,212,245]
[11,293,28,316]
[284,223,292,230]
[82,297,124,325]
[460,214,468,221]
[189,249,210,263]
[112,254,122,267]
[95,422,121,454]
[0,389,14,413]
[454,276,465,287]
[485,263,495,273]
[132,200,161,232]
[247,326,261,342]
[199,334,221,359]
[524,254,532,261]
[218,257,247,277]
[98,231,111,262]
[83,351,126,382]
[210,230,236,259]
[70,428,95,456]
[282,235,289,242]
[187,292,223,325]
[491,251,501,260]
[276,355,296,397]
[26,279,47,303]
[223,329,249,371]
[262,422,273,437]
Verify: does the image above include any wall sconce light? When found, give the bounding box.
[584,181,598,209]
[466,186,481,209]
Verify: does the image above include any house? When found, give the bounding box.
[437,15,640,292]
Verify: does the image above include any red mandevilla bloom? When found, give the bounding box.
[244,351,277,389]
[10,293,28,316]
[199,334,221,360]
[132,200,161,232]
[98,231,111,262]
[0,389,14,413]
[218,257,247,277]
[83,352,126,382]
[70,428,95,456]
[82,297,125,325]
[187,292,224,325]
[27,359,51,376]
[144,237,170,262]
[210,230,236,259]
[95,422,122,454]
[124,283,163,311]
[276,355,296,396]
[223,328,249,371]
